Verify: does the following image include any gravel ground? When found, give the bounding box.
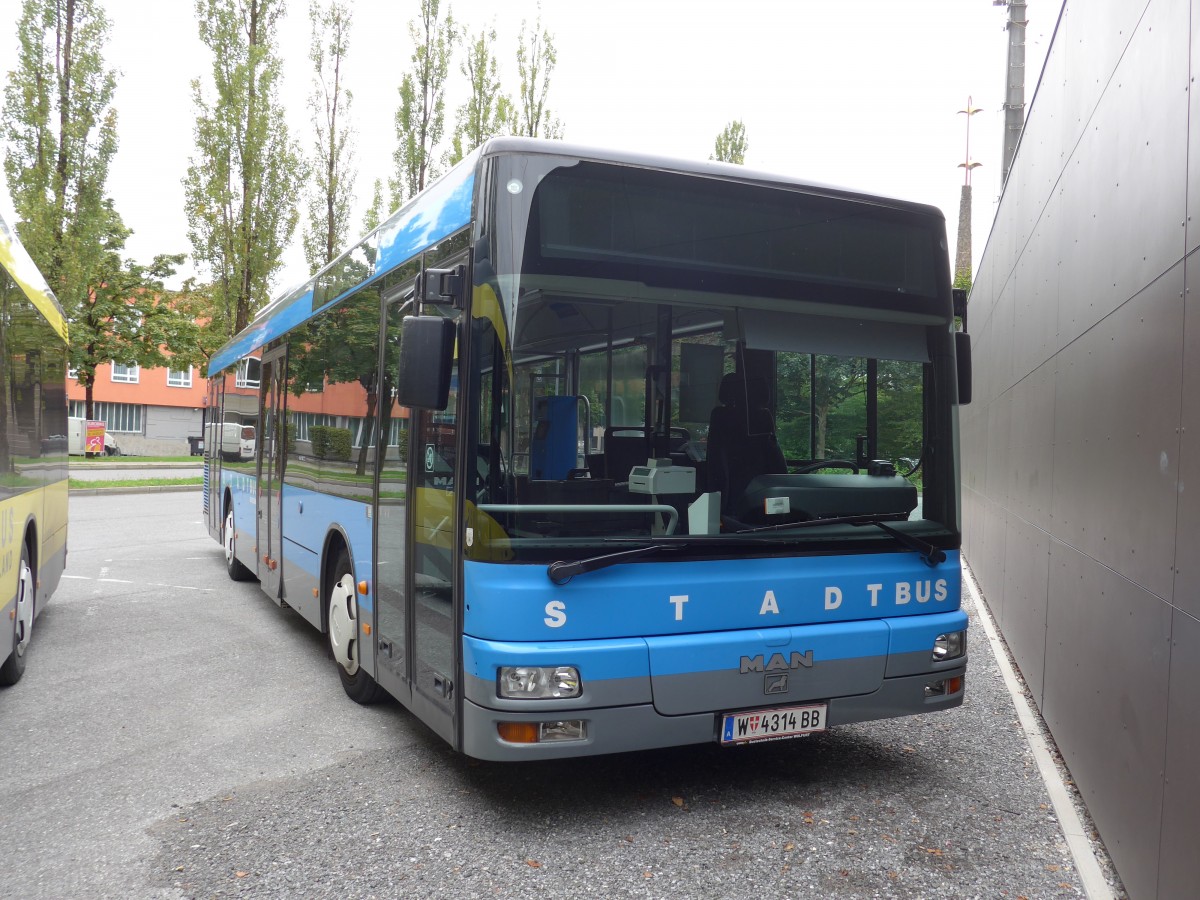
[150,584,1119,900]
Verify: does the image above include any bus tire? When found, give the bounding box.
[224,505,253,582]
[327,548,385,704]
[0,543,35,686]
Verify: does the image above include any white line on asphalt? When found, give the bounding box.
[962,560,1114,900]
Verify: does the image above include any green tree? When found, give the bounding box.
[361,177,387,235]
[72,247,205,416]
[185,0,302,339]
[390,0,456,206]
[302,0,356,275]
[515,7,563,139]
[2,0,121,323]
[712,120,748,164]
[448,21,513,165]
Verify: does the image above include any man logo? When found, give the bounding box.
[739,651,814,674]
[764,673,789,694]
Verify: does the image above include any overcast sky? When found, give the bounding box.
[1,0,1055,293]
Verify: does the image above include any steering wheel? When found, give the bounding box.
[795,459,860,474]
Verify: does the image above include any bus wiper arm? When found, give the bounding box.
[856,519,946,567]
[547,544,674,585]
[732,512,910,535]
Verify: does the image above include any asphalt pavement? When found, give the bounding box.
[0,493,1126,899]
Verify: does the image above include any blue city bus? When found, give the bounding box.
[204,137,972,760]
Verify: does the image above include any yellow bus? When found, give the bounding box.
[0,210,68,685]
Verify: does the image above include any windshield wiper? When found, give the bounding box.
[547,543,676,584]
[731,512,910,535]
[856,519,946,567]
[732,512,946,567]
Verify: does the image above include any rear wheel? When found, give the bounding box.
[224,505,253,581]
[327,548,385,704]
[0,543,35,686]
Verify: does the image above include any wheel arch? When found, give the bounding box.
[21,516,37,600]
[319,525,355,634]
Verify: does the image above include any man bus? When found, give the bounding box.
[0,210,69,685]
[204,138,971,759]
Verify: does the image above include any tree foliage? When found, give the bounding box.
[515,8,563,139]
[302,0,356,275]
[2,0,121,317]
[72,250,205,415]
[390,0,456,206]
[712,120,748,164]
[448,21,513,166]
[185,0,302,339]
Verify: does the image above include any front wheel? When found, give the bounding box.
[327,548,385,704]
[0,544,35,686]
[224,505,253,581]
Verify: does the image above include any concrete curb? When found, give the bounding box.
[963,558,1117,900]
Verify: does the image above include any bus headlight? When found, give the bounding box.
[499,666,581,699]
[932,631,965,661]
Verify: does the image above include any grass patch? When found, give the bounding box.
[69,477,202,489]
[71,455,198,464]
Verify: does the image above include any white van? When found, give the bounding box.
[208,421,255,460]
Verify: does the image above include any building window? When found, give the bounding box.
[67,366,78,380]
[167,366,193,388]
[236,357,261,388]
[111,363,140,384]
[69,400,143,434]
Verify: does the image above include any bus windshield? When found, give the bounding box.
[467,155,958,562]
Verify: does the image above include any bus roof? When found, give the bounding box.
[208,137,946,377]
[0,210,68,343]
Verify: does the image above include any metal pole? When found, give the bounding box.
[1001,0,1028,184]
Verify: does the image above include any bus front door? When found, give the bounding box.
[257,347,286,602]
[407,311,462,748]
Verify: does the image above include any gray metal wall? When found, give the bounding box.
[961,1,1199,897]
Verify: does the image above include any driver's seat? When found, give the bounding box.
[706,373,787,514]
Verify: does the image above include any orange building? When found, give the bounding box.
[67,361,208,456]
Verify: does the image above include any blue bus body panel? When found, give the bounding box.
[463,551,962,642]
[462,552,965,727]
[279,483,376,613]
[208,158,476,377]
[375,162,475,275]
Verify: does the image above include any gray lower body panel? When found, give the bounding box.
[459,664,966,761]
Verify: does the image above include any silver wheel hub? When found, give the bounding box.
[328,573,359,675]
[14,559,33,657]
[224,510,235,565]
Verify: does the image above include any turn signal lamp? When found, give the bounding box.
[924,675,964,698]
[498,666,581,699]
[497,720,587,744]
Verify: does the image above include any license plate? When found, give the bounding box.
[720,703,827,745]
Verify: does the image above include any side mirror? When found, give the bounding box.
[397,315,456,410]
[955,331,972,405]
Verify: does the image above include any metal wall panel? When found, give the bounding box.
[1156,607,1200,897]
[1054,0,1189,354]
[1050,267,1184,600]
[999,517,1050,704]
[1007,361,1057,531]
[1174,247,1200,617]
[985,389,1014,510]
[1185,0,1200,255]
[1057,0,1152,146]
[1043,539,1171,900]
[1011,199,1062,379]
[962,2,1196,894]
